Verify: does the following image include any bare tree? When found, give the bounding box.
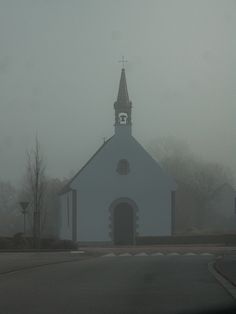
[26,136,46,248]
[42,178,66,238]
[0,181,21,236]
[149,136,235,233]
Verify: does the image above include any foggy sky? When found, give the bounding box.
[0,0,236,184]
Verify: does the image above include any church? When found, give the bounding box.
[58,66,176,245]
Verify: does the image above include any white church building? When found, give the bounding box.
[58,67,176,245]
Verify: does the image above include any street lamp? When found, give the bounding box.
[19,201,29,234]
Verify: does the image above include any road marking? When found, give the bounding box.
[134,252,148,256]
[102,253,116,257]
[101,252,216,258]
[70,250,85,254]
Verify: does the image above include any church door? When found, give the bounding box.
[113,202,134,245]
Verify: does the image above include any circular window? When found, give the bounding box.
[116,159,130,175]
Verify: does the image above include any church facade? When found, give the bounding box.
[58,68,176,245]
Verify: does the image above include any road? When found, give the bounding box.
[0,254,235,314]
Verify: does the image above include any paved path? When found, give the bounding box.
[0,255,235,314]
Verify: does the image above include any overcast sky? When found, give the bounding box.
[0,0,236,184]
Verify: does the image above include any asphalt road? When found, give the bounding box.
[0,255,235,314]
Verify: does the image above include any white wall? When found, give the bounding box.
[63,131,176,242]
[59,191,73,240]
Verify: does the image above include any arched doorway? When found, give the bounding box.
[113,202,135,245]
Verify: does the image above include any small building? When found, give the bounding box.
[58,67,176,245]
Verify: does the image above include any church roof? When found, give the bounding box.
[59,136,113,195]
[115,68,131,108]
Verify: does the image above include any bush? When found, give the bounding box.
[40,238,55,249]
[13,233,32,249]
[50,240,78,250]
[0,237,13,249]
[0,236,78,250]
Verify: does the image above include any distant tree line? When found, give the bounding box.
[0,136,235,244]
[0,177,66,239]
[0,137,68,246]
[149,136,235,234]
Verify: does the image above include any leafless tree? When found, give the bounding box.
[25,136,46,248]
[0,181,21,236]
[149,136,235,233]
[42,178,66,238]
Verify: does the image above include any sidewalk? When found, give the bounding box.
[0,251,92,275]
[215,254,236,287]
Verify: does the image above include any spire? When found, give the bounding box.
[116,68,130,107]
[114,67,132,135]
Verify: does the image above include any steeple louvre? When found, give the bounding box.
[114,68,132,135]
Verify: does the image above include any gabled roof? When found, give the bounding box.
[59,136,113,195]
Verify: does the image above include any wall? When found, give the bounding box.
[66,131,176,243]
[59,191,73,240]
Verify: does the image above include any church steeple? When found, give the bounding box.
[114,67,132,136]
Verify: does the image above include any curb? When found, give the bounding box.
[215,259,236,288]
[0,249,76,253]
[208,260,236,300]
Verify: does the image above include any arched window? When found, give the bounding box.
[117,159,130,175]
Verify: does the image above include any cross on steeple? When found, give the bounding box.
[119,56,128,69]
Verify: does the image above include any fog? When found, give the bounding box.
[0,0,236,184]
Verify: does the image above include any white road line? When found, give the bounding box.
[134,252,148,256]
[102,253,116,257]
[70,250,85,254]
[101,252,216,258]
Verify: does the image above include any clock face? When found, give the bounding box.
[119,112,128,124]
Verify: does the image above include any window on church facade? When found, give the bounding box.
[117,159,130,175]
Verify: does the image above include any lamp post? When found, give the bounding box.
[19,202,29,234]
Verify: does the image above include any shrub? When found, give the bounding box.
[13,233,31,249]
[50,240,78,250]
[0,237,13,249]
[40,238,55,249]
